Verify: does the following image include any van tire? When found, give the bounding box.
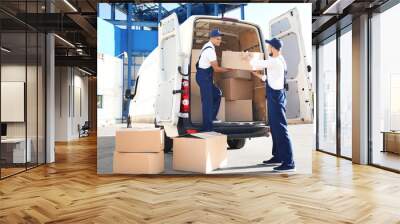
[227,139,246,150]
[164,135,173,153]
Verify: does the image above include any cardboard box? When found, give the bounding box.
[385,133,400,154]
[191,95,225,123]
[113,151,164,174]
[221,51,264,71]
[221,70,252,80]
[253,86,267,122]
[190,72,201,96]
[173,132,227,173]
[226,100,253,122]
[219,78,253,100]
[191,72,222,97]
[239,30,259,51]
[191,49,201,73]
[115,128,164,153]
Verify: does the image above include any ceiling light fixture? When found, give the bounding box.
[54,34,75,48]
[1,47,11,53]
[78,67,92,76]
[63,0,78,12]
[322,0,355,15]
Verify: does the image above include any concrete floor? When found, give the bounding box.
[97,124,313,175]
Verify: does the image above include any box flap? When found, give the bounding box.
[176,132,225,139]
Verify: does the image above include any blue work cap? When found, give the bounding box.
[210,28,223,37]
[265,38,283,51]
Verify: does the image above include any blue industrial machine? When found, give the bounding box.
[98,3,246,120]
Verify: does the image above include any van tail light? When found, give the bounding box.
[180,79,190,113]
[186,129,198,134]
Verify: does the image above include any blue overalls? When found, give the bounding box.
[266,82,294,166]
[195,46,221,132]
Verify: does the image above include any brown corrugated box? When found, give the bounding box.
[190,72,201,96]
[225,100,253,122]
[173,132,227,173]
[253,77,267,122]
[191,49,201,73]
[385,133,400,154]
[219,78,253,101]
[221,51,264,71]
[253,87,267,122]
[191,95,225,123]
[113,151,164,174]
[221,70,252,80]
[115,128,164,153]
[191,72,223,97]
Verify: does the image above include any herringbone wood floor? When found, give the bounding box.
[1,135,400,224]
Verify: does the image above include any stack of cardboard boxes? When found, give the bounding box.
[219,51,264,122]
[113,128,165,174]
[190,49,265,123]
[173,132,228,174]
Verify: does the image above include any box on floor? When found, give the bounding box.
[173,132,227,174]
[113,151,164,174]
[115,128,164,153]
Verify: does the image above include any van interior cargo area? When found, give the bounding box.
[189,19,268,127]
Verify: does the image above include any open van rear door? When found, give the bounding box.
[156,13,183,136]
[269,8,314,124]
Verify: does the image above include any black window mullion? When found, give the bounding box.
[336,28,341,157]
[316,45,319,151]
[0,20,2,179]
[25,0,28,171]
[36,0,39,168]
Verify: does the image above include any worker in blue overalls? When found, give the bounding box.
[249,38,295,172]
[196,28,232,131]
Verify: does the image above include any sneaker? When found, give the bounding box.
[213,120,222,123]
[273,163,296,172]
[262,157,282,165]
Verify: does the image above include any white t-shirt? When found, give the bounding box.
[250,55,287,90]
[198,41,217,69]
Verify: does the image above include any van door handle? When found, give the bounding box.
[173,90,182,94]
[178,66,188,77]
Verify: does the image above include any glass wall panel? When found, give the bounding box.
[0,1,46,178]
[339,28,352,158]
[0,5,28,177]
[38,31,45,165]
[317,36,337,154]
[371,4,400,171]
[27,30,38,169]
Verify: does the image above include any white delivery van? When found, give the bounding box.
[127,8,313,151]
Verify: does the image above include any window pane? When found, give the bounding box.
[340,29,352,158]
[318,37,337,154]
[1,9,28,177]
[371,4,400,171]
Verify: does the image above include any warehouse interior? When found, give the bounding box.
[0,0,400,222]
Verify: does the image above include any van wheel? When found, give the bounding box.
[164,136,173,153]
[227,139,246,150]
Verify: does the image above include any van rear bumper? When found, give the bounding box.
[214,124,270,139]
[179,118,270,139]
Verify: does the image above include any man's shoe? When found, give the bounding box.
[213,120,222,123]
[262,157,282,165]
[273,163,296,172]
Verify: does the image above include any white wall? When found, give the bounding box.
[97,53,123,127]
[55,66,89,141]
